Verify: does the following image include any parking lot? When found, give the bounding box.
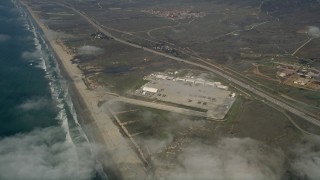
[134,74,235,119]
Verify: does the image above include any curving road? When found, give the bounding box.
[59,3,320,128]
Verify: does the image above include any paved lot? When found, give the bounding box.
[135,78,235,119]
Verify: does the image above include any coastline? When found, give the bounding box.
[19,1,148,179]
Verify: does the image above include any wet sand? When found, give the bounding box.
[20,1,148,179]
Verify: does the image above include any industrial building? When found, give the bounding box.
[195,78,205,85]
[186,78,195,84]
[143,87,158,93]
[217,85,228,90]
[205,82,216,87]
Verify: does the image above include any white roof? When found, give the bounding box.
[206,82,216,86]
[176,78,186,81]
[186,78,195,82]
[156,75,168,79]
[217,85,228,89]
[143,87,158,93]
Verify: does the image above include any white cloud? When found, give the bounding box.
[78,45,103,55]
[307,26,320,38]
[21,50,42,60]
[44,29,73,41]
[18,98,48,111]
[0,127,96,180]
[291,136,320,180]
[159,138,285,180]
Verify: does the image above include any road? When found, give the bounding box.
[59,3,320,128]
[292,37,314,56]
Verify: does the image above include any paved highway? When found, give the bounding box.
[60,3,320,128]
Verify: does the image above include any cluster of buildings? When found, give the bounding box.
[277,64,320,79]
[141,73,229,94]
[296,68,319,79]
[276,63,320,89]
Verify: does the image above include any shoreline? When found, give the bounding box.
[19,1,147,179]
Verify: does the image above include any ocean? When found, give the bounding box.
[0,0,106,179]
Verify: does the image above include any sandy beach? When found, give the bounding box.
[20,1,148,179]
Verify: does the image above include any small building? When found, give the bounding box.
[293,78,309,86]
[186,78,195,84]
[156,74,168,80]
[217,85,228,90]
[195,80,205,85]
[205,82,216,87]
[143,87,158,93]
[279,72,286,77]
[176,78,186,82]
[278,69,296,78]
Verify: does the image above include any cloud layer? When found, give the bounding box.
[18,98,48,111]
[291,136,320,180]
[0,127,96,180]
[159,137,285,180]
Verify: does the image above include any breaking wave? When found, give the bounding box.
[12,1,108,179]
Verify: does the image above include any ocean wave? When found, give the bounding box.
[12,1,108,178]
[13,0,88,147]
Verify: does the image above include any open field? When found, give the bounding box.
[27,0,320,109]
[107,98,302,168]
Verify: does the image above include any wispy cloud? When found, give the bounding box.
[137,112,204,154]
[21,49,42,60]
[159,137,284,180]
[0,127,96,180]
[18,98,48,111]
[78,45,103,55]
[45,29,73,41]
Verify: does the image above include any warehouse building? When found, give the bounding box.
[143,87,158,93]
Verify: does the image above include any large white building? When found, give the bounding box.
[143,86,158,93]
